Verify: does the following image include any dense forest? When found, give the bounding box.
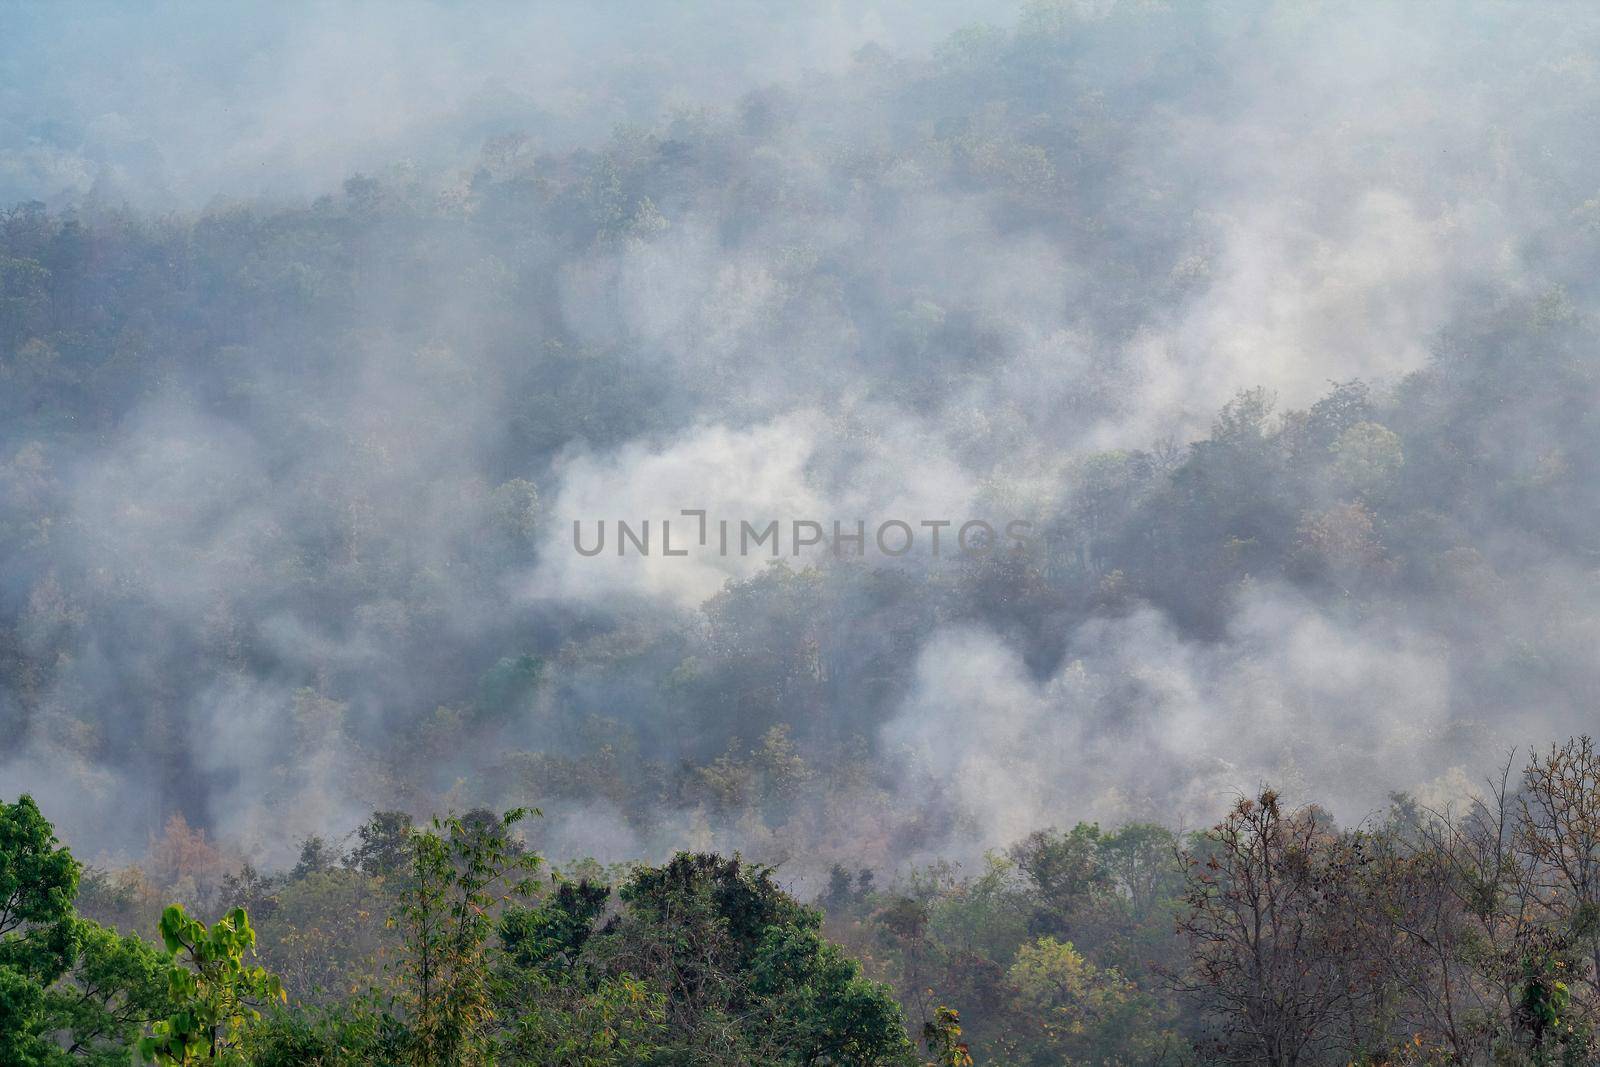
[18,740,1600,1063]
[5,0,1600,1062]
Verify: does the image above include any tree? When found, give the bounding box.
[748,922,915,1065]
[391,807,540,1066]
[0,795,178,1064]
[592,852,916,1064]
[1097,822,1182,923]
[0,794,78,940]
[493,877,658,1061]
[1511,738,1600,1062]
[1330,420,1404,498]
[0,793,81,1065]
[252,866,394,1006]
[1007,936,1170,1065]
[495,973,666,1066]
[49,918,172,1064]
[135,904,285,1065]
[348,812,414,880]
[1177,790,1350,1066]
[922,1006,973,1067]
[499,879,610,980]
[1520,737,1600,1002]
[1010,823,1108,939]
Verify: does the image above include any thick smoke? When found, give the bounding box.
[3,0,1600,879]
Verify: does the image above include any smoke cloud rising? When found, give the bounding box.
[4,1,1600,881]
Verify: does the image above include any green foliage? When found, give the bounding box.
[348,812,414,879]
[922,1006,972,1067]
[1331,420,1404,497]
[56,748,1600,1064]
[499,879,609,979]
[495,974,666,1067]
[391,807,540,1066]
[1006,937,1172,1065]
[251,866,394,1005]
[245,1004,388,1067]
[47,918,173,1065]
[747,923,914,1065]
[0,794,81,1065]
[495,876,670,1063]
[0,959,59,1067]
[559,852,917,1064]
[0,794,79,941]
[1009,823,1108,940]
[0,795,177,1064]
[0,796,926,1065]
[135,904,285,1065]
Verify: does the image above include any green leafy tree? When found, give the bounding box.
[592,852,915,1064]
[495,974,666,1067]
[0,795,178,1064]
[922,1006,972,1067]
[391,807,540,1066]
[748,922,915,1065]
[135,904,285,1065]
[495,878,667,1062]
[0,794,81,1065]
[0,795,78,940]
[348,812,415,880]
[499,879,610,980]
[1006,936,1171,1065]
[48,918,172,1064]
[1010,823,1108,939]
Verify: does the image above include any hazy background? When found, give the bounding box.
[1,1,1019,208]
[3,0,1599,883]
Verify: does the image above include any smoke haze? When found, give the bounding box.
[3,0,1600,882]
